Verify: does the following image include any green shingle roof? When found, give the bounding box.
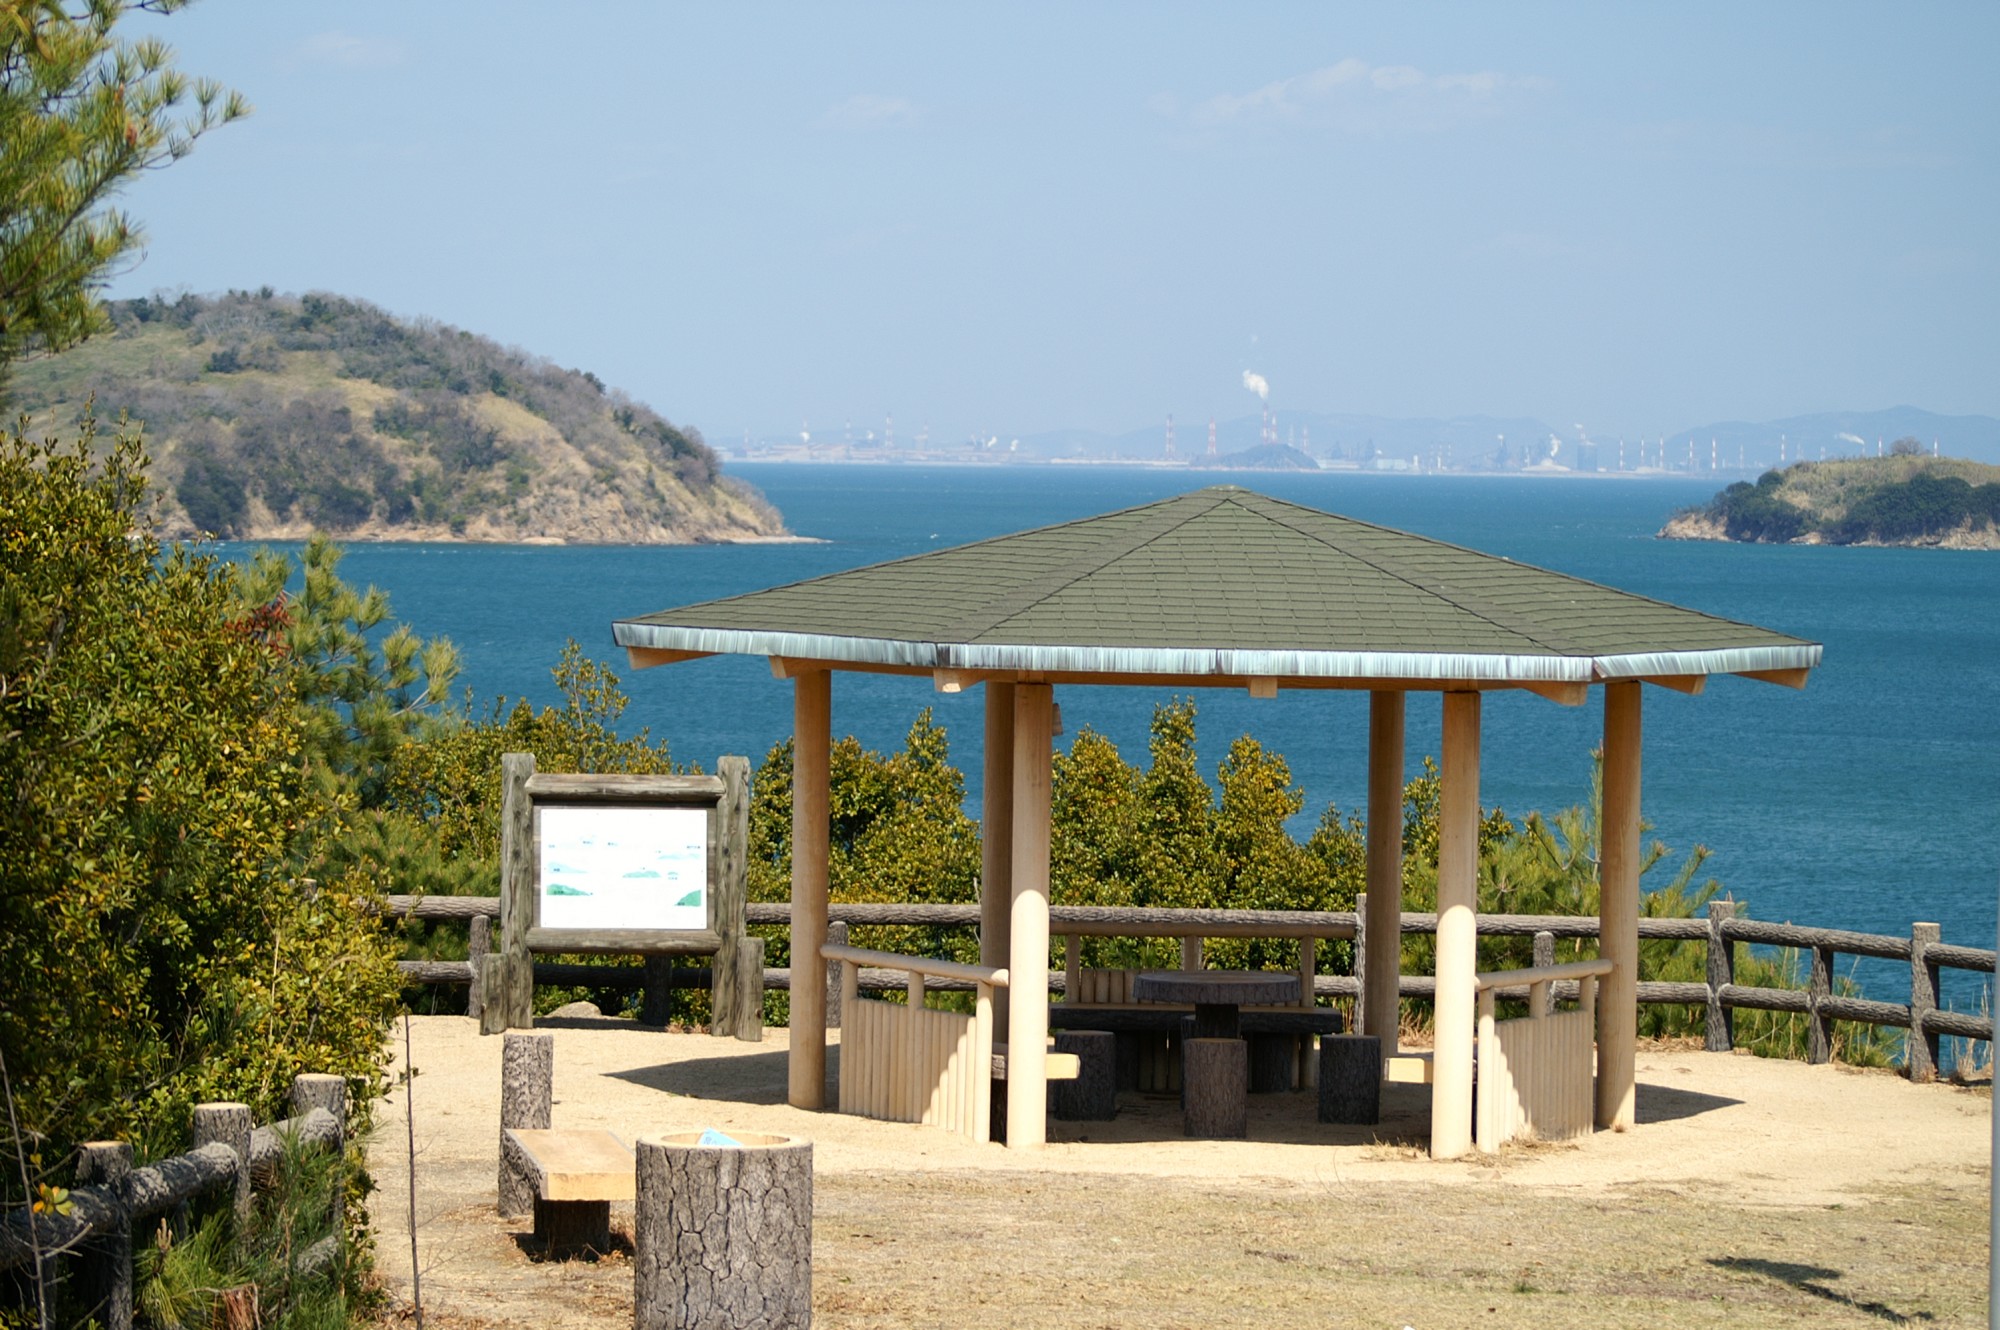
[612,486,1821,684]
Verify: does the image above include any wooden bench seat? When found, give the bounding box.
[500,1128,634,1255]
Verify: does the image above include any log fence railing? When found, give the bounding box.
[384,894,1994,1078]
[0,1075,349,1330]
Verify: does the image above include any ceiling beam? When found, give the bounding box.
[1639,674,1706,695]
[625,646,713,670]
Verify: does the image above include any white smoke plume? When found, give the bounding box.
[1242,370,1269,401]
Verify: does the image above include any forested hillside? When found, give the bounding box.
[10,289,788,543]
[1662,448,2000,548]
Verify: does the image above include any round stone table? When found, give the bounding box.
[1131,970,1300,1040]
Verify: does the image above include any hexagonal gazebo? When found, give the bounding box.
[611,486,1820,1157]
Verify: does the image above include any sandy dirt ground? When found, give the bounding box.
[368,1015,1992,1329]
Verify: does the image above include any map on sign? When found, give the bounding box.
[537,804,708,930]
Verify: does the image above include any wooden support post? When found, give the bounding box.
[982,680,1016,1033]
[1352,892,1368,1035]
[1705,900,1737,1052]
[640,955,674,1027]
[1807,944,1834,1065]
[1180,936,1204,971]
[824,920,849,1028]
[1596,681,1641,1131]
[499,1033,553,1217]
[1006,683,1054,1150]
[710,755,751,1039]
[1909,921,1942,1082]
[1365,690,1406,1052]
[75,1141,133,1330]
[1299,935,1317,1007]
[191,1103,254,1231]
[788,670,831,1110]
[496,752,538,1031]
[1432,690,1480,1160]
[734,937,767,1042]
[634,1133,813,1330]
[1533,930,1556,971]
[466,914,490,1023]
[1064,933,1082,1006]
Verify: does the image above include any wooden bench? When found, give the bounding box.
[500,1128,634,1256]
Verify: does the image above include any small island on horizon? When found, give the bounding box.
[1661,445,2000,549]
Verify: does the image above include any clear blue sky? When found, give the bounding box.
[110,3,1997,444]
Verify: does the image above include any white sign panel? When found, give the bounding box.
[537,805,708,931]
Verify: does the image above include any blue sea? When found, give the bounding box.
[249,464,2000,1008]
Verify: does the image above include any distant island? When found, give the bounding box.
[1661,445,2000,548]
[8,290,790,544]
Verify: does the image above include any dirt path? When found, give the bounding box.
[369,1016,1991,1328]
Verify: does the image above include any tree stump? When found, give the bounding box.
[191,1103,254,1229]
[1319,1034,1381,1125]
[1181,1038,1247,1139]
[1248,1034,1297,1093]
[75,1141,133,1330]
[1051,1030,1116,1121]
[635,1133,812,1330]
[499,1032,553,1217]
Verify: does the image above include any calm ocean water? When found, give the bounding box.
[251,464,2000,1003]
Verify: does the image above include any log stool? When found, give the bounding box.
[1318,1033,1381,1125]
[1248,1033,1298,1093]
[1050,1030,1117,1121]
[635,1132,812,1330]
[1181,1037,1248,1138]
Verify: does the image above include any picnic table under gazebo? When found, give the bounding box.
[611,485,1820,1157]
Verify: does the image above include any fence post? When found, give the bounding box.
[1705,900,1737,1053]
[824,921,849,1029]
[710,755,751,1039]
[191,1103,254,1232]
[1807,945,1833,1065]
[291,1074,348,1235]
[499,1033,554,1217]
[1909,922,1941,1082]
[466,914,490,1023]
[734,937,767,1042]
[496,752,538,1031]
[1352,893,1368,1036]
[640,955,674,1027]
[74,1141,134,1330]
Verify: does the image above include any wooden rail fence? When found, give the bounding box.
[0,1074,349,1330]
[385,894,1995,1079]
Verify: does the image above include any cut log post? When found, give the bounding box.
[1247,1034,1296,1093]
[290,1074,348,1233]
[74,1141,133,1330]
[1051,1030,1117,1121]
[1319,1034,1381,1125]
[1705,900,1737,1052]
[634,1133,813,1330]
[640,955,674,1027]
[711,754,751,1040]
[734,937,767,1042]
[1909,921,1941,1082]
[497,752,537,1030]
[467,914,490,1023]
[478,953,511,1036]
[1352,891,1368,1037]
[191,1103,254,1231]
[499,1033,554,1217]
[1807,944,1833,1065]
[1533,930,1556,971]
[1181,1038,1247,1139]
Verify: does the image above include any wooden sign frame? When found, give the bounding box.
[487,752,752,1033]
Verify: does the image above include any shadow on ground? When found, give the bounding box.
[1635,1080,1741,1124]
[1709,1256,1935,1324]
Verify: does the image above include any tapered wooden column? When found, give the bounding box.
[1597,681,1642,1130]
[787,668,831,1110]
[1005,683,1054,1150]
[1432,690,1480,1159]
[982,680,1016,1032]
[1364,691,1406,1051]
